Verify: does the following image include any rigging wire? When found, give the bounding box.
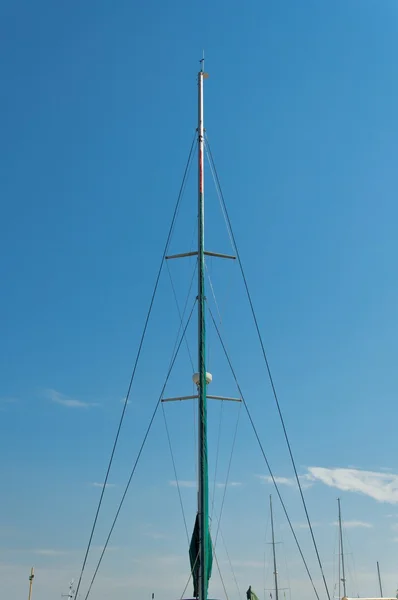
[82,300,197,600]
[208,308,321,600]
[263,511,271,600]
[332,517,338,599]
[179,550,199,600]
[213,403,242,549]
[345,531,360,598]
[205,261,241,600]
[212,539,230,600]
[207,262,213,374]
[164,257,198,536]
[264,545,274,600]
[211,400,224,521]
[206,258,223,518]
[279,516,292,600]
[166,258,197,373]
[217,521,242,600]
[161,404,190,545]
[205,134,331,600]
[205,261,224,326]
[166,210,199,485]
[205,255,239,525]
[73,132,197,600]
[193,376,198,483]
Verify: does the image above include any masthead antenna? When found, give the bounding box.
[200,50,205,72]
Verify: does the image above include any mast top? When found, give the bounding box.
[200,50,205,72]
[199,53,209,78]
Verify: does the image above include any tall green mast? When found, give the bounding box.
[166,61,237,599]
[194,57,211,600]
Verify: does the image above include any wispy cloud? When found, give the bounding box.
[307,467,398,503]
[121,397,131,405]
[90,482,116,488]
[34,549,67,556]
[289,522,321,530]
[259,475,295,486]
[169,480,242,489]
[144,531,167,540]
[32,545,119,556]
[215,481,243,488]
[92,545,120,552]
[257,474,313,489]
[169,480,196,488]
[0,397,17,404]
[44,388,98,408]
[331,520,373,529]
[0,397,18,411]
[228,559,264,569]
[139,522,168,540]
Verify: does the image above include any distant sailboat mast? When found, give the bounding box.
[28,567,34,600]
[270,495,279,600]
[338,498,347,598]
[61,580,76,599]
[263,496,289,600]
[377,562,383,598]
[338,514,341,600]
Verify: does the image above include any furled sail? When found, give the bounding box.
[189,514,213,598]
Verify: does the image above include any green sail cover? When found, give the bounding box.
[189,514,213,598]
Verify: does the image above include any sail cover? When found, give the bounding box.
[189,514,213,598]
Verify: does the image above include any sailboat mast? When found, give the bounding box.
[377,562,383,598]
[338,514,341,600]
[270,495,279,600]
[197,58,209,600]
[28,567,34,600]
[338,498,347,597]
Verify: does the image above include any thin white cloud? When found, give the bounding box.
[31,545,119,556]
[91,545,120,552]
[169,480,242,489]
[308,467,398,503]
[215,481,243,488]
[44,388,98,408]
[331,520,373,529]
[290,522,321,530]
[34,549,66,556]
[258,475,295,486]
[91,482,116,488]
[0,397,18,411]
[169,480,196,488]
[144,531,167,540]
[228,559,264,569]
[257,474,313,489]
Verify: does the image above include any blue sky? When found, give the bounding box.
[2,1,398,599]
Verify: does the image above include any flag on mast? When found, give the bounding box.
[246,586,259,600]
